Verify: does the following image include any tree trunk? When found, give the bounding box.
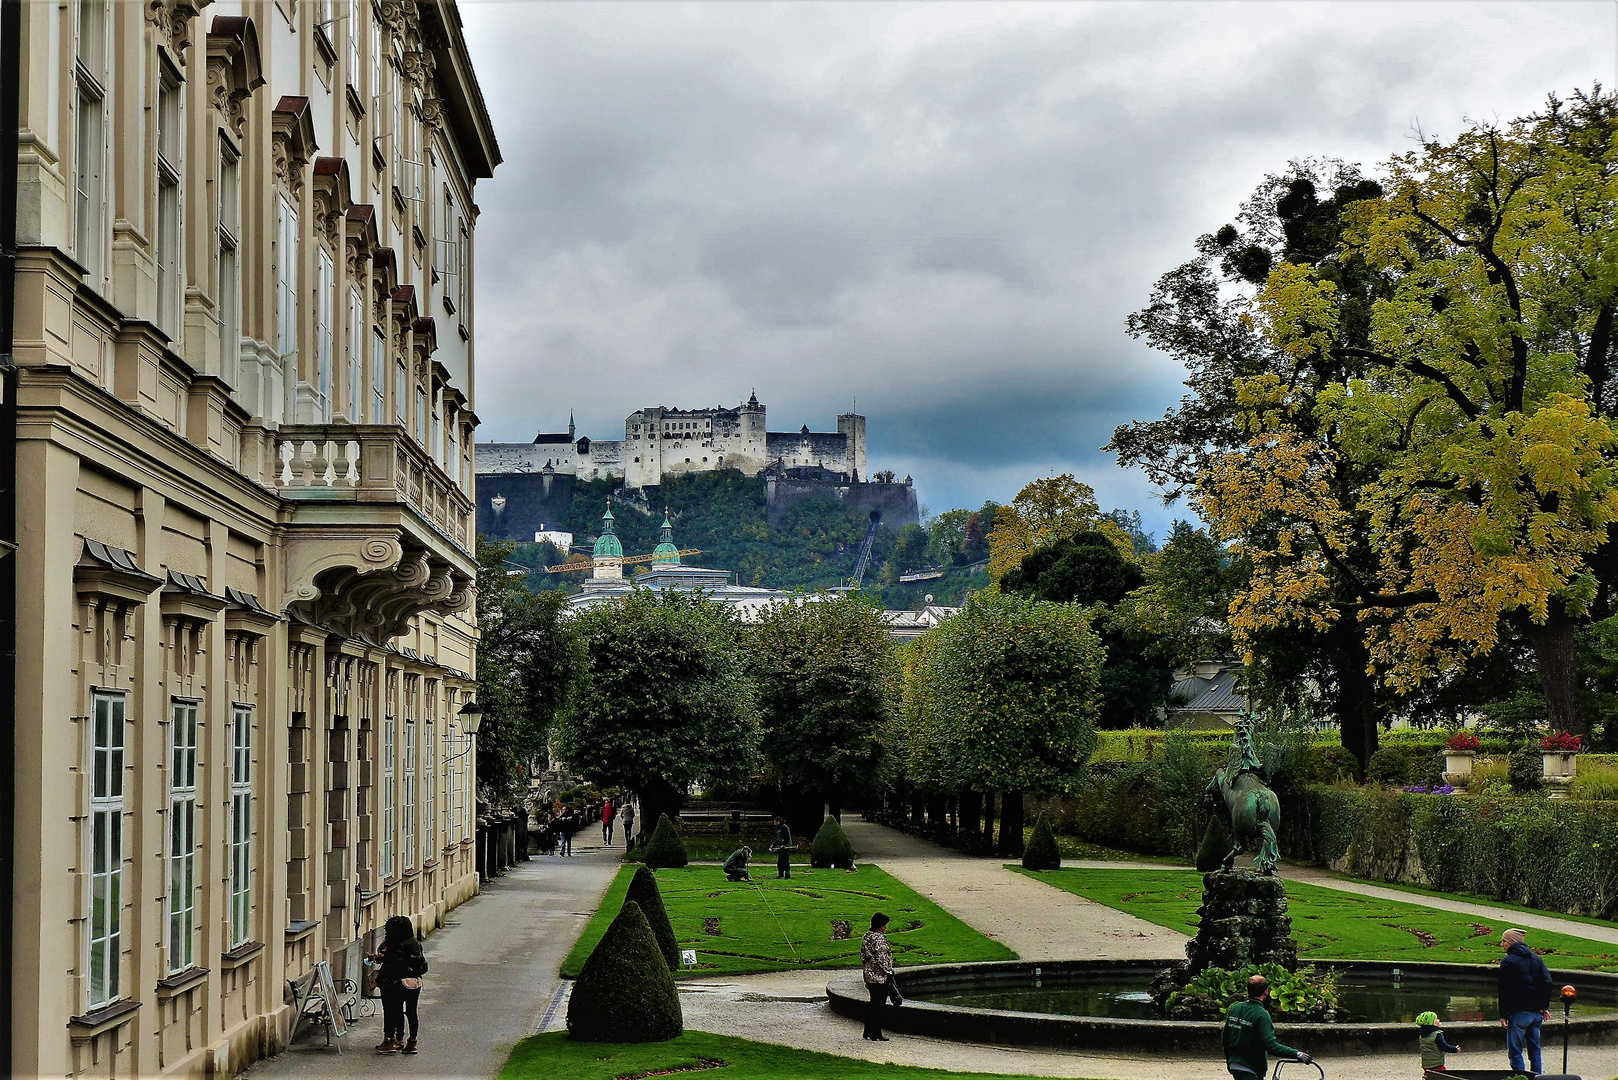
[996,790,1024,857]
[1332,621,1379,778]
[959,790,982,840]
[1524,602,1586,736]
[982,791,997,850]
[640,779,684,843]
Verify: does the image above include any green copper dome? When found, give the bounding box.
[651,510,681,565]
[593,505,623,559]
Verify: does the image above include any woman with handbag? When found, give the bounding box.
[371,915,429,1054]
[860,912,902,1041]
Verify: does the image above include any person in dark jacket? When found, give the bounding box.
[1498,927,1552,1074]
[371,915,428,1054]
[723,846,753,882]
[1223,975,1311,1079]
[771,815,793,879]
[860,912,900,1040]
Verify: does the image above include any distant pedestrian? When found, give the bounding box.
[370,915,428,1055]
[771,815,793,879]
[559,809,575,856]
[723,846,753,882]
[860,912,901,1040]
[1223,974,1311,1079]
[622,800,636,848]
[1498,927,1552,1075]
[1416,1010,1460,1072]
[602,798,616,844]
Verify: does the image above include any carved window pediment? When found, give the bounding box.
[224,586,282,637]
[206,16,264,137]
[271,96,319,197]
[312,157,355,249]
[161,570,228,625]
[76,541,164,606]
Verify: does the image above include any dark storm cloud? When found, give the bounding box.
[460,1,1613,531]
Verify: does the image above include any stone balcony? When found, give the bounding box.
[275,424,475,639]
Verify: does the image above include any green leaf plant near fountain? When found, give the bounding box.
[1164,963,1342,1022]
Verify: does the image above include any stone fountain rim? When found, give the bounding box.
[824,959,1618,1053]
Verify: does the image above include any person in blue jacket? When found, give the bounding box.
[1498,927,1553,1075]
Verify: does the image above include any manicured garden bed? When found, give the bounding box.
[1012,868,1618,970]
[562,864,1017,979]
[499,1031,1110,1080]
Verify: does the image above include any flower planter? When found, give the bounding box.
[1441,751,1475,793]
[1542,751,1577,800]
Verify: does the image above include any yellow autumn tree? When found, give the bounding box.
[1196,90,1618,735]
[986,474,1133,583]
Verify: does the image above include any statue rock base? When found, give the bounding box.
[1185,870,1298,973]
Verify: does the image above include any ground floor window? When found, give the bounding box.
[88,690,126,1007]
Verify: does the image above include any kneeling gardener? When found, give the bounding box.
[1224,974,1312,1079]
[723,846,753,882]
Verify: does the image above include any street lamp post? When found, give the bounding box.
[447,699,483,764]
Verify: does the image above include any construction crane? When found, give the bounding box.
[543,549,704,573]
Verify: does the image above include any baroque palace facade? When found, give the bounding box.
[11,0,498,1075]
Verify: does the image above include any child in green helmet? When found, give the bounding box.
[1417,1010,1461,1072]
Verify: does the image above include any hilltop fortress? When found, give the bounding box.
[475,393,919,542]
[477,391,867,486]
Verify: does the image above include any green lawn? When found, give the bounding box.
[500,1031,1107,1080]
[1012,867,1618,971]
[1335,873,1618,931]
[1018,826,1186,864]
[563,864,1016,979]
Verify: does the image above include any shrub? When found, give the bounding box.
[1165,963,1339,1022]
[642,814,689,869]
[1571,761,1618,801]
[625,865,679,970]
[1507,745,1545,794]
[809,816,856,869]
[566,900,683,1043]
[1366,745,1444,788]
[1022,814,1061,870]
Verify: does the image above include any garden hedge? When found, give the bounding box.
[625,865,680,970]
[1022,813,1061,870]
[642,814,690,869]
[566,900,684,1043]
[809,816,856,869]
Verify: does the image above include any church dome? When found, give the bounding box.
[651,510,681,565]
[593,505,623,559]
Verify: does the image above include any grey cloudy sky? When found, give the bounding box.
[460,1,1614,537]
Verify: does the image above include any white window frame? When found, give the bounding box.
[382,715,396,879]
[87,690,125,1009]
[218,139,241,387]
[346,0,361,90]
[415,385,427,446]
[425,716,436,857]
[228,704,253,948]
[403,718,416,870]
[371,327,387,424]
[394,358,407,427]
[315,248,335,422]
[347,286,364,422]
[167,699,199,975]
[276,198,300,377]
[155,64,182,334]
[73,0,108,287]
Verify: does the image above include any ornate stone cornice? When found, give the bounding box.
[346,205,379,278]
[285,536,472,640]
[311,157,354,250]
[148,0,201,64]
[206,16,264,138]
[271,96,318,198]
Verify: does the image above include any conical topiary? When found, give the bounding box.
[641,813,689,869]
[1021,813,1061,871]
[809,815,855,869]
[625,864,679,970]
[1195,815,1229,873]
[566,900,683,1043]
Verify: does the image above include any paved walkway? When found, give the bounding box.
[243,839,621,1079]
[838,819,1187,961]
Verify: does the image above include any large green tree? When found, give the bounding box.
[1114,521,1249,670]
[475,538,587,801]
[751,595,898,823]
[1199,88,1618,737]
[911,590,1104,855]
[1000,530,1172,728]
[556,590,760,831]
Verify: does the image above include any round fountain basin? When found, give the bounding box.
[825,960,1618,1054]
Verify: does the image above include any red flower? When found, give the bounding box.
[1445,731,1480,752]
[1540,732,1583,753]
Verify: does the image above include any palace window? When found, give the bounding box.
[218,140,241,386]
[73,0,108,286]
[347,286,364,422]
[371,328,387,423]
[228,705,253,947]
[430,394,442,467]
[403,719,416,869]
[394,358,407,427]
[167,700,198,974]
[382,716,395,878]
[277,198,299,378]
[155,65,182,334]
[315,249,335,421]
[415,385,427,446]
[87,691,125,1009]
[346,0,361,90]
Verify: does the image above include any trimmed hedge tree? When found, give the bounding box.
[625,865,679,971]
[809,816,855,869]
[642,813,689,869]
[566,900,683,1043]
[1022,813,1061,870]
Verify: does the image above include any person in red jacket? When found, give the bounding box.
[601,798,616,844]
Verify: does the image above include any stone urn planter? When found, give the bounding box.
[1442,750,1475,793]
[1542,751,1578,799]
